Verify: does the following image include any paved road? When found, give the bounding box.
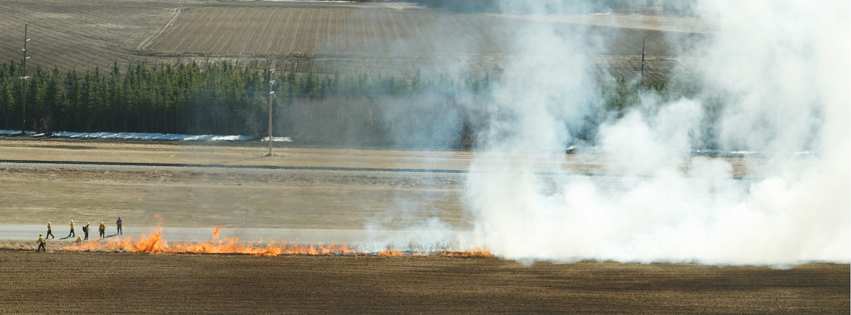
[1,225,475,251]
[0,159,469,174]
[0,159,762,180]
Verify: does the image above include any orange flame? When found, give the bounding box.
[436,247,494,258]
[63,226,357,256]
[63,225,494,258]
[376,246,403,256]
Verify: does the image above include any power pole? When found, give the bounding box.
[266,69,276,156]
[21,24,31,135]
[640,36,646,87]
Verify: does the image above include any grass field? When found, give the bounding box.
[0,137,761,229]
[0,139,472,229]
[0,0,706,81]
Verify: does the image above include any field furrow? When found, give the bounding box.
[271,8,295,54]
[255,9,279,55]
[156,9,196,52]
[308,8,324,56]
[0,1,706,81]
[213,9,245,53]
[334,9,343,56]
[197,9,229,52]
[357,10,372,59]
[287,9,306,55]
[241,9,271,53]
[263,8,286,54]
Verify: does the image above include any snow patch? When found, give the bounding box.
[2,130,258,142]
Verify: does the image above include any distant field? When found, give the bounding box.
[146,2,704,80]
[0,0,175,69]
[0,0,706,81]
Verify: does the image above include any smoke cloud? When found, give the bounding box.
[465,0,850,265]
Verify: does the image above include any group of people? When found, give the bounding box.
[37,217,123,252]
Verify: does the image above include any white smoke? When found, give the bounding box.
[465,0,850,265]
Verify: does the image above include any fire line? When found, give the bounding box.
[63,226,493,258]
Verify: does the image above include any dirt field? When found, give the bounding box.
[143,1,705,80]
[0,250,846,314]
[0,0,176,69]
[0,0,704,80]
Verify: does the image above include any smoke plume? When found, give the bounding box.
[465,0,850,265]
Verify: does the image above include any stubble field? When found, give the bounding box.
[0,137,762,229]
[1,250,847,314]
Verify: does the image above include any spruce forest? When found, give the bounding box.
[0,61,711,148]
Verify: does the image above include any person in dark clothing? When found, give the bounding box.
[37,235,46,252]
[116,217,123,235]
[83,222,90,240]
[46,222,54,239]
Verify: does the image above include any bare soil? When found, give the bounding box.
[1,250,846,314]
[0,0,706,80]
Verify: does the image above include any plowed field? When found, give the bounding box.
[0,0,176,70]
[145,2,702,80]
[0,0,704,81]
[1,250,847,314]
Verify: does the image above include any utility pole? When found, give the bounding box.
[21,24,31,135]
[640,36,646,88]
[266,69,276,156]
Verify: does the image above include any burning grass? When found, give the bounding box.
[62,226,494,258]
[63,226,357,256]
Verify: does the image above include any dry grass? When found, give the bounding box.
[0,240,39,250]
[0,166,468,229]
[0,138,761,228]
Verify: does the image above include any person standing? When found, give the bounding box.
[116,217,123,235]
[83,222,90,240]
[99,222,106,239]
[68,220,75,237]
[46,222,54,239]
[37,234,46,252]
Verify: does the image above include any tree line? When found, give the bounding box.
[0,60,707,148]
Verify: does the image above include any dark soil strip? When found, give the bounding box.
[1,250,847,314]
